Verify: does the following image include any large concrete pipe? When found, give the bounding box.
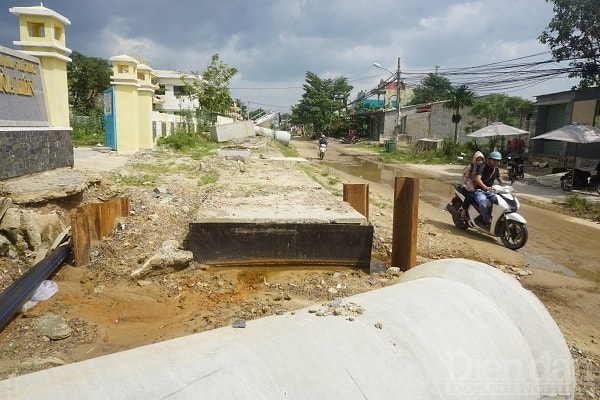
[0,259,574,399]
[254,126,291,145]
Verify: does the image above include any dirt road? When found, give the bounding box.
[0,137,598,396]
[292,138,600,356]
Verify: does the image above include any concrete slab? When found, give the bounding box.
[217,148,251,160]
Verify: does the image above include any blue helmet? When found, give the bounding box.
[489,151,502,160]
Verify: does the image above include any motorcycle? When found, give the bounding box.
[506,153,525,180]
[446,183,528,249]
[318,143,327,160]
[340,135,358,144]
[560,166,600,195]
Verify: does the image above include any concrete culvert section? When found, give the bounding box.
[0,259,574,399]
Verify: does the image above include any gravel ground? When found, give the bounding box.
[0,136,597,398]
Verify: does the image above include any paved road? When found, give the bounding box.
[73,146,130,171]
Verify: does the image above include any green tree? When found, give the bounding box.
[185,54,238,114]
[469,94,534,152]
[67,51,111,114]
[538,0,598,88]
[408,73,453,105]
[443,85,475,158]
[470,94,534,127]
[291,71,352,136]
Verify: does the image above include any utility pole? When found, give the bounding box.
[395,56,401,144]
[373,57,402,145]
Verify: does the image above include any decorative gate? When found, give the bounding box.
[103,87,116,150]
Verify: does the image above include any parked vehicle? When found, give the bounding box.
[318,143,327,160]
[560,165,600,194]
[506,153,525,180]
[446,183,528,249]
[340,135,358,144]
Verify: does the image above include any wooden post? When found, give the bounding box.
[343,183,369,220]
[391,177,418,271]
[71,208,91,267]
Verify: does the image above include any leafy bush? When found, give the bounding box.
[566,194,587,211]
[158,128,203,150]
[71,110,104,146]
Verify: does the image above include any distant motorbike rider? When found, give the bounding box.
[473,151,506,228]
[318,135,328,146]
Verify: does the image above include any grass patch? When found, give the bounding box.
[565,194,588,211]
[298,163,341,195]
[276,141,299,158]
[198,172,219,186]
[353,138,480,166]
[158,130,219,160]
[562,194,600,222]
[372,199,391,209]
[116,174,158,187]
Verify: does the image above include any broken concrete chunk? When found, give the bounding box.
[130,240,193,278]
[33,313,72,340]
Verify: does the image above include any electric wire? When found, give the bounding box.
[234,52,587,109]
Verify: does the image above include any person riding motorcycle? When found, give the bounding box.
[473,151,506,229]
[318,135,328,146]
[461,151,485,220]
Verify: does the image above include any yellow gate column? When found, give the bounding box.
[10,4,72,127]
[136,63,156,149]
[109,55,140,154]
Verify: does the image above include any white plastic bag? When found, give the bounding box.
[21,280,59,312]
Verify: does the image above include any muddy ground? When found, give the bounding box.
[0,136,598,397]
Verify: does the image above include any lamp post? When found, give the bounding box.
[373,57,401,144]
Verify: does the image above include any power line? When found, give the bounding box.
[366,53,583,98]
[235,52,585,109]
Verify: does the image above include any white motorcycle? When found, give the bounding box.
[446,183,528,249]
[318,143,327,160]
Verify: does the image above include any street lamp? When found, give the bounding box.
[373,57,401,143]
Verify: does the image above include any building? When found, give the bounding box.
[531,87,600,169]
[152,69,199,114]
[360,100,485,144]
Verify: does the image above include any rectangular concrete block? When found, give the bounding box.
[209,121,255,143]
[188,222,373,267]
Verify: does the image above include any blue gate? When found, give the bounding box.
[103,87,116,150]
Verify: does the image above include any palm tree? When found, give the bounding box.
[443,85,475,159]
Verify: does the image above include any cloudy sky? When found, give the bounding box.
[0,0,579,114]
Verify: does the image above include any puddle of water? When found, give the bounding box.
[325,155,582,277]
[522,252,577,276]
[325,157,455,206]
[233,265,370,286]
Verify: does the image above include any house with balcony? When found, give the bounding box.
[152,69,198,114]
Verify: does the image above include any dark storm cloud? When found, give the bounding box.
[0,0,579,111]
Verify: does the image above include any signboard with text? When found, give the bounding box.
[0,45,49,127]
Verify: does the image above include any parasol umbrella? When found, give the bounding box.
[531,121,600,144]
[531,121,600,190]
[467,122,529,138]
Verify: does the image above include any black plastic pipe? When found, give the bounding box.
[0,241,73,332]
